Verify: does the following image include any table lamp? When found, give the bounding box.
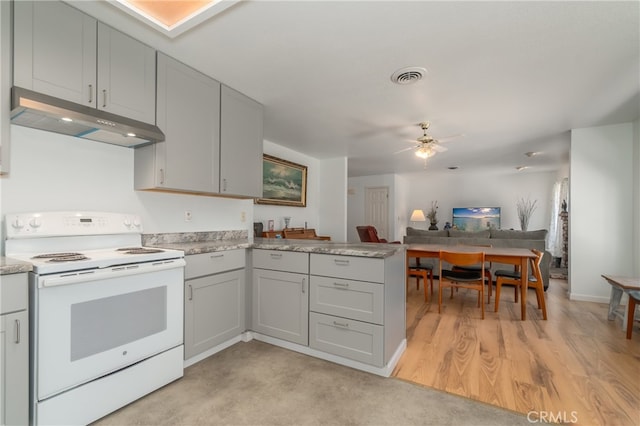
[410,209,426,225]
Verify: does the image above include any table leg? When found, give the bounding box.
[608,287,623,321]
[520,256,528,320]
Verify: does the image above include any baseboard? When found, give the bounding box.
[250,332,406,378]
[184,335,243,368]
[568,293,610,303]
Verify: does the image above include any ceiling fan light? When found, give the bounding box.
[415,146,433,159]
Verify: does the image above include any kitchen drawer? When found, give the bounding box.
[253,249,309,274]
[309,276,383,324]
[310,254,384,283]
[309,312,383,367]
[185,249,245,279]
[1,273,28,315]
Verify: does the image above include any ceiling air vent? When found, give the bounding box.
[390,67,427,85]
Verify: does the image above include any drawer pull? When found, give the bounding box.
[332,321,349,328]
[269,253,283,259]
[333,282,350,288]
[210,254,224,260]
[15,319,21,344]
[334,259,350,266]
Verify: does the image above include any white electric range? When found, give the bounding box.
[5,211,185,426]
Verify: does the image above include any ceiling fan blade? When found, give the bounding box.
[436,133,464,143]
[393,146,415,155]
[432,144,448,153]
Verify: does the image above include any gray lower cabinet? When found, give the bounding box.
[0,273,29,426]
[308,252,405,368]
[252,250,309,346]
[184,251,245,360]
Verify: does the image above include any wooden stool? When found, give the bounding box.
[626,290,640,339]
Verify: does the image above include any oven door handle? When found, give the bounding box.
[39,258,186,287]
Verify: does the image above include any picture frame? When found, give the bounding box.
[256,154,307,207]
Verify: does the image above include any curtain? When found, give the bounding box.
[548,178,568,258]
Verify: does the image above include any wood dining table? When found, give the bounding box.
[406,244,538,320]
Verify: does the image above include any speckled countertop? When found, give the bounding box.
[0,257,33,275]
[143,231,404,258]
[252,239,404,258]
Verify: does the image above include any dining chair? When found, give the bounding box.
[494,249,547,320]
[451,244,493,303]
[438,250,486,319]
[407,257,433,302]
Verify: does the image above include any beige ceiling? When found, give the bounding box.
[74,1,639,177]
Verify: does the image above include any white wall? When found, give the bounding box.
[0,129,347,252]
[253,140,347,241]
[570,122,635,302]
[634,118,640,276]
[318,157,348,242]
[347,170,556,244]
[0,126,253,252]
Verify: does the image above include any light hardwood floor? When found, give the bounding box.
[392,276,640,426]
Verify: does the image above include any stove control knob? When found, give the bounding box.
[29,217,42,228]
[133,217,141,228]
[12,218,24,229]
[123,218,132,228]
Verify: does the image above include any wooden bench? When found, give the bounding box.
[602,274,640,332]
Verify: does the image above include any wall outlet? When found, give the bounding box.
[240,211,246,222]
[184,211,192,222]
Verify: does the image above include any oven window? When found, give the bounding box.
[70,286,167,361]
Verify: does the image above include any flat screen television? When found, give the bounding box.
[452,207,501,232]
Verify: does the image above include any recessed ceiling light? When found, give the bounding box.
[110,0,239,38]
[61,117,73,122]
[390,67,427,85]
[516,166,529,171]
[448,166,459,170]
[525,151,540,157]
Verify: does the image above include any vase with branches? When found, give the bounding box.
[516,196,537,231]
[427,201,439,230]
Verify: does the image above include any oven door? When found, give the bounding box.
[33,259,185,400]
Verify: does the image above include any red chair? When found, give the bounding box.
[356,226,399,243]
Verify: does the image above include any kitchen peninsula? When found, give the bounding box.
[145,233,407,377]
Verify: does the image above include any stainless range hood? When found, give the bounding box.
[10,87,164,147]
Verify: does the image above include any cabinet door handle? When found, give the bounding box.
[333,282,349,289]
[102,89,107,107]
[332,320,349,329]
[334,259,350,266]
[14,319,21,344]
[222,178,228,192]
[159,168,165,185]
[302,277,306,294]
[88,84,93,104]
[188,284,193,301]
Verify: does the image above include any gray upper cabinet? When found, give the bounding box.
[13,0,156,124]
[135,53,221,193]
[136,55,263,198]
[0,0,11,175]
[220,85,263,198]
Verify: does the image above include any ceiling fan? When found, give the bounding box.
[395,121,451,159]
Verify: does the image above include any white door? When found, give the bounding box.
[365,186,389,240]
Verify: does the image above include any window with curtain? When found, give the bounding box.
[548,178,568,259]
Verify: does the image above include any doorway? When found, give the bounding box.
[365,186,389,240]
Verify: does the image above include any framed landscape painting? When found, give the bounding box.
[256,154,307,207]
